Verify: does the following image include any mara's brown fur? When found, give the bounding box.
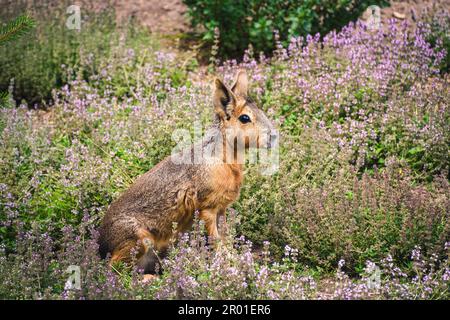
[98,70,275,275]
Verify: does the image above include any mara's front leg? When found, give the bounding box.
[216,208,227,237]
[199,208,221,241]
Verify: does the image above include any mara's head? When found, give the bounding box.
[213,70,276,152]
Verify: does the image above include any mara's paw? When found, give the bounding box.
[141,274,158,284]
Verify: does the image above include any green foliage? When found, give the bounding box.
[183,0,388,58]
[0,5,154,106]
[425,11,450,73]
[0,2,448,298]
[237,130,449,272]
[0,14,35,108]
[0,91,12,108]
[0,14,35,45]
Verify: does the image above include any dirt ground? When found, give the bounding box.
[111,0,450,36]
[3,0,448,35]
[362,0,450,30]
[114,0,190,34]
[110,0,449,87]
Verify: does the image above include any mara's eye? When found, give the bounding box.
[238,114,251,124]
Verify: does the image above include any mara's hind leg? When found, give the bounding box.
[110,240,139,265]
[110,228,166,278]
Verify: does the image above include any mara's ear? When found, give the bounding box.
[231,69,248,98]
[213,78,235,120]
